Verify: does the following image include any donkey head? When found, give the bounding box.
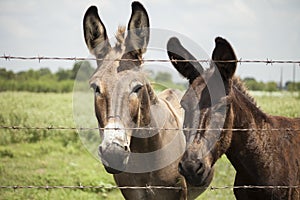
[83,2,155,174]
[167,37,237,186]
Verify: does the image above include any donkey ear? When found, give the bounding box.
[125,2,150,59]
[212,37,237,81]
[167,37,204,84]
[83,6,111,57]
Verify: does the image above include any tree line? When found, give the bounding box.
[0,62,299,93]
[243,77,300,92]
[0,61,94,93]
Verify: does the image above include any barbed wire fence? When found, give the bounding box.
[1,55,300,65]
[0,55,299,192]
[1,125,300,132]
[1,185,299,191]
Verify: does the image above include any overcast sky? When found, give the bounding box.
[0,0,299,83]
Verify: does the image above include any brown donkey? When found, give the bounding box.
[167,37,300,199]
[83,2,208,199]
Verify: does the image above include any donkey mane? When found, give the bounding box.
[115,26,126,51]
[232,77,268,120]
[232,77,256,106]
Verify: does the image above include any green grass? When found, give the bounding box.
[0,92,76,144]
[0,92,122,199]
[0,141,121,200]
[0,91,299,199]
[250,91,300,117]
[196,156,235,199]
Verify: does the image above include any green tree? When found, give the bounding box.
[265,81,278,92]
[0,68,14,79]
[286,81,300,92]
[38,68,52,76]
[56,68,71,81]
[243,77,265,91]
[71,61,95,81]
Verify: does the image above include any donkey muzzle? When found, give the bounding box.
[99,142,130,174]
[98,118,130,174]
[178,158,214,187]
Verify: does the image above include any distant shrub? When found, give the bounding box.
[243,78,265,91]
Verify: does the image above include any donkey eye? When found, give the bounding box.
[132,84,143,93]
[91,83,101,95]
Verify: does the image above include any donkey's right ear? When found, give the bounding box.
[167,37,204,84]
[83,6,111,57]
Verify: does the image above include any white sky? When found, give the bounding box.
[0,0,299,83]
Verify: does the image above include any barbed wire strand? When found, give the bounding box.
[1,55,300,65]
[0,125,300,132]
[0,185,299,190]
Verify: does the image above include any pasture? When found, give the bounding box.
[0,91,299,199]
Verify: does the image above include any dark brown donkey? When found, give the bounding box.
[83,2,208,199]
[167,37,300,199]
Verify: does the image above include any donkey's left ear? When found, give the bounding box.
[125,1,150,59]
[212,37,237,81]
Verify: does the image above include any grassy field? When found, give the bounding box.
[0,91,299,200]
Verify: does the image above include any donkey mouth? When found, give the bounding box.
[179,162,214,187]
[103,165,123,174]
[101,157,127,174]
[186,168,214,187]
[99,143,130,174]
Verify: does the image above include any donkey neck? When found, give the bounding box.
[130,89,184,154]
[231,85,268,130]
[130,97,169,153]
[226,86,272,182]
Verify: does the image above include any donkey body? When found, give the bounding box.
[83,2,207,199]
[228,87,300,199]
[167,37,300,199]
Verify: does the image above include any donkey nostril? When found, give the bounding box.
[91,83,100,95]
[124,145,129,152]
[99,145,103,154]
[112,142,123,149]
[178,162,184,174]
[195,161,204,175]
